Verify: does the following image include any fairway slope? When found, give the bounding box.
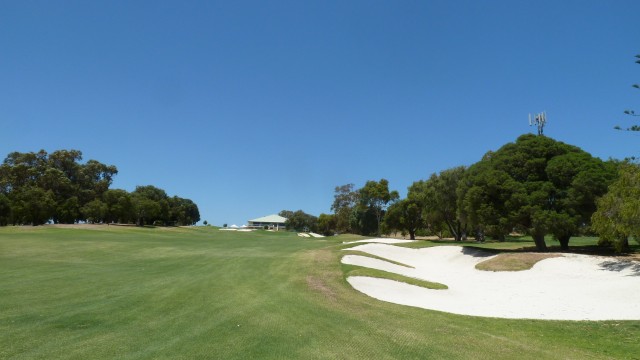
[343,244,640,320]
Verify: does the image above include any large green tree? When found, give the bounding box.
[458,134,616,251]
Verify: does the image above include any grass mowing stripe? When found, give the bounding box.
[343,264,448,290]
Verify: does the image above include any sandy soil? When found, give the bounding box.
[342,244,640,320]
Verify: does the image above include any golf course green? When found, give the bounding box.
[1,226,638,359]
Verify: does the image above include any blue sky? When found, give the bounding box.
[2,1,639,226]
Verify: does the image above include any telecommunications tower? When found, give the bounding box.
[529,111,547,136]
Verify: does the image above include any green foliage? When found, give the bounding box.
[331,183,358,233]
[10,186,56,225]
[458,134,616,250]
[591,163,640,252]
[0,193,11,226]
[0,150,199,226]
[357,179,399,236]
[280,209,318,232]
[410,166,466,241]
[316,213,336,236]
[383,198,424,239]
[81,199,108,224]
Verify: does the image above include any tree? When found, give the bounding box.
[409,167,466,241]
[591,163,640,252]
[281,209,318,232]
[103,189,134,224]
[316,213,336,236]
[168,196,200,226]
[383,198,424,240]
[133,185,169,225]
[0,149,200,227]
[458,134,616,251]
[81,199,107,224]
[331,184,358,233]
[10,187,56,225]
[358,179,399,236]
[0,194,11,226]
[615,54,640,132]
[132,196,161,226]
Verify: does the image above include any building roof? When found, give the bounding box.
[248,214,287,223]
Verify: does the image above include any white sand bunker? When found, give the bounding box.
[342,244,640,320]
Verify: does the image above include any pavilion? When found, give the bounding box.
[247,214,287,230]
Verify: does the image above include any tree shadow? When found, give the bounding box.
[461,246,495,258]
[598,260,640,277]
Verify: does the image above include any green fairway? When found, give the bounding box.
[1,226,639,359]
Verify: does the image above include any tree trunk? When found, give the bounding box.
[446,220,461,241]
[558,235,570,250]
[409,229,416,240]
[532,234,548,252]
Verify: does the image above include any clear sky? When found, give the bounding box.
[2,1,639,226]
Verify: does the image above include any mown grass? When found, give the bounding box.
[1,226,639,359]
[342,264,447,290]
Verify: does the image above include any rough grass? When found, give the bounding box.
[476,253,562,271]
[1,226,640,359]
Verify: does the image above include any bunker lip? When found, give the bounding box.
[342,244,640,321]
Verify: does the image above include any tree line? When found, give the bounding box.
[0,150,200,226]
[299,134,635,252]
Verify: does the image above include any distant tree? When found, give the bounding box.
[383,198,424,240]
[81,199,107,224]
[591,163,640,252]
[316,213,336,236]
[132,196,161,227]
[409,167,466,241]
[56,196,81,224]
[278,210,294,221]
[0,194,11,226]
[203,220,208,226]
[357,179,399,236]
[331,184,358,233]
[10,187,56,225]
[103,189,134,224]
[168,196,200,225]
[281,209,318,232]
[133,186,169,225]
[0,149,199,227]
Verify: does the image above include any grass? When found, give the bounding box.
[1,226,639,359]
[475,253,562,271]
[343,266,447,290]
[341,250,414,268]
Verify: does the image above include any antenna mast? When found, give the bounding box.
[528,111,547,136]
